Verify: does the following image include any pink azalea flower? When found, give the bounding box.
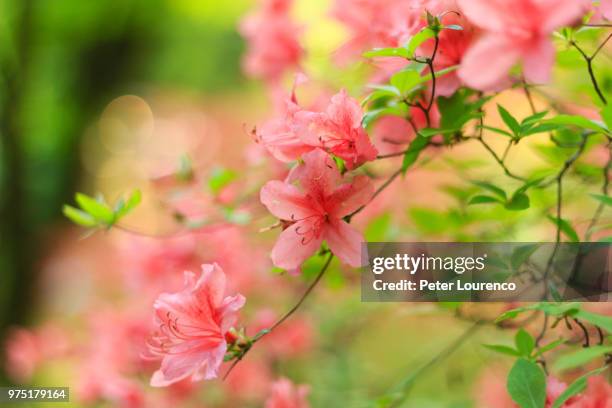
[458,0,587,90]
[240,0,303,81]
[258,99,316,163]
[259,89,378,169]
[260,149,373,269]
[146,263,245,386]
[265,378,310,408]
[300,89,378,169]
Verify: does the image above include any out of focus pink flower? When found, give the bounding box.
[146,263,245,386]
[331,0,422,62]
[566,376,612,407]
[458,0,587,90]
[260,149,373,269]
[5,325,69,383]
[258,99,317,163]
[265,378,310,408]
[374,103,441,154]
[240,0,303,81]
[77,370,145,408]
[251,309,315,358]
[224,357,273,402]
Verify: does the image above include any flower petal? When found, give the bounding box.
[260,180,315,221]
[457,0,509,31]
[271,219,323,270]
[522,37,555,85]
[328,175,374,218]
[458,34,518,91]
[324,219,364,267]
[292,149,341,197]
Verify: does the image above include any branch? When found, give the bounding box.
[223,253,334,379]
[571,39,608,105]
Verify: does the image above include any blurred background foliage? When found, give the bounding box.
[0,0,251,352]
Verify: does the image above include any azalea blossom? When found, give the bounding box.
[265,378,310,408]
[457,0,587,90]
[299,89,378,169]
[146,263,245,386]
[260,149,373,269]
[259,89,378,169]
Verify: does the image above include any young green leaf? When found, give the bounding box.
[552,368,607,408]
[471,181,507,200]
[535,338,565,357]
[507,359,546,408]
[553,345,612,372]
[405,27,435,57]
[515,329,535,357]
[402,135,428,174]
[590,193,612,207]
[497,104,521,136]
[363,47,410,59]
[63,205,98,228]
[541,115,608,133]
[469,195,501,205]
[546,215,579,242]
[483,344,521,357]
[505,192,530,211]
[75,193,115,224]
[209,167,237,195]
[390,69,422,95]
[574,310,612,333]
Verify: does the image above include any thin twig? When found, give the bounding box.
[222,253,334,380]
[571,40,608,105]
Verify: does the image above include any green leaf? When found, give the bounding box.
[469,195,501,205]
[483,344,521,357]
[522,111,549,125]
[505,192,530,211]
[63,205,98,227]
[75,193,114,224]
[507,359,547,408]
[552,368,607,408]
[496,302,581,323]
[402,135,428,174]
[541,115,608,133]
[209,167,237,195]
[515,329,535,357]
[363,47,410,59]
[546,215,580,242]
[575,310,612,333]
[471,181,507,200]
[116,189,141,218]
[406,27,435,57]
[590,193,612,206]
[601,104,612,131]
[554,345,612,372]
[497,104,521,136]
[480,125,514,138]
[535,338,565,357]
[510,244,540,271]
[390,69,423,95]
